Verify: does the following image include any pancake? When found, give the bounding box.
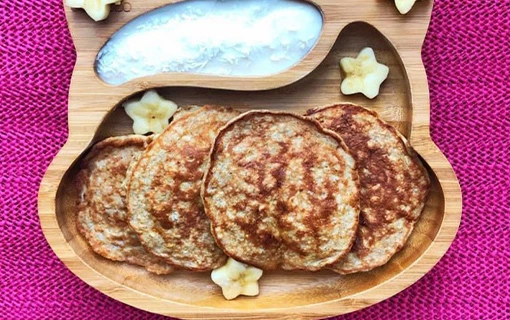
[202,111,360,271]
[76,135,174,275]
[127,106,240,271]
[306,104,430,274]
[172,105,201,121]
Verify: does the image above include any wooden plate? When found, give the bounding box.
[38,0,462,318]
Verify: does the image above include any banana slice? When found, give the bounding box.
[340,47,389,99]
[124,90,178,135]
[211,258,263,300]
[395,0,417,15]
[65,0,118,22]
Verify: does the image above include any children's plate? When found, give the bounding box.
[38,0,461,318]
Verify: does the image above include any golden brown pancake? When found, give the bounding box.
[127,106,240,271]
[307,104,430,274]
[202,111,360,271]
[76,135,174,275]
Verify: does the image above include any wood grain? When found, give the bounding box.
[38,0,462,318]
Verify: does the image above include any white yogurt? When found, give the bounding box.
[95,0,323,85]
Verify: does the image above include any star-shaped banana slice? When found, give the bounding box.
[395,0,417,15]
[65,0,119,22]
[211,258,263,300]
[340,47,389,99]
[124,90,178,135]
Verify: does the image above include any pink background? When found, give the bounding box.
[1,0,508,319]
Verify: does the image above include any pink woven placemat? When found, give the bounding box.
[1,0,508,319]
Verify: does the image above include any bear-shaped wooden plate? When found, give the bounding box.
[38,0,462,318]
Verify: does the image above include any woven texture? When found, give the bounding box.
[1,0,508,319]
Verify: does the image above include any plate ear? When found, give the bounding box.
[361,0,433,49]
[63,0,173,53]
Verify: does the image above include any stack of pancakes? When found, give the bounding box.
[76,104,430,275]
